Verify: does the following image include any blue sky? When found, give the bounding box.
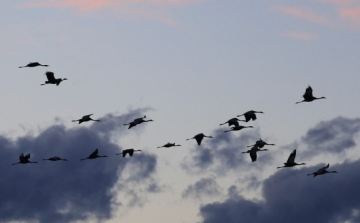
[1,0,360,222]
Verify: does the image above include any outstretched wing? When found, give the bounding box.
[287,150,296,164]
[250,149,257,162]
[303,86,313,99]
[19,153,25,161]
[45,72,56,81]
[195,137,202,145]
[82,114,93,119]
[90,148,99,156]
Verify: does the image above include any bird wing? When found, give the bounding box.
[195,137,203,145]
[19,153,25,161]
[244,114,252,122]
[303,86,313,99]
[82,114,93,119]
[24,153,31,160]
[250,149,257,162]
[287,150,296,163]
[318,163,330,172]
[45,72,56,81]
[90,149,99,156]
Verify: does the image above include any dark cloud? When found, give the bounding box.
[0,109,159,223]
[182,128,272,175]
[200,160,360,223]
[182,177,221,200]
[301,116,360,157]
[199,117,360,223]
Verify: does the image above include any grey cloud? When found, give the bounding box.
[301,116,360,157]
[0,109,159,223]
[200,160,360,223]
[182,128,272,176]
[199,116,360,223]
[182,177,221,200]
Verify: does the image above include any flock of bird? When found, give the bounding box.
[15,62,337,177]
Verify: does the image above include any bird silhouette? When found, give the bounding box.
[81,149,107,161]
[157,142,181,148]
[40,71,67,86]
[219,118,245,127]
[186,133,213,145]
[43,156,68,161]
[116,148,142,157]
[237,110,264,122]
[224,125,253,133]
[242,146,268,162]
[247,138,275,148]
[19,62,48,68]
[124,115,153,129]
[307,164,337,177]
[72,114,100,124]
[277,150,305,169]
[296,86,326,104]
[12,153,38,165]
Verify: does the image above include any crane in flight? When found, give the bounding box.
[296,86,326,104]
[81,149,107,161]
[224,125,253,133]
[40,71,67,86]
[157,142,181,148]
[72,114,100,124]
[12,153,38,165]
[307,164,337,177]
[247,138,275,148]
[237,110,264,122]
[43,156,68,161]
[277,150,305,169]
[124,115,153,129]
[19,62,48,68]
[117,148,142,157]
[186,133,213,146]
[242,146,268,162]
[219,117,245,127]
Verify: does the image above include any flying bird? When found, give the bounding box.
[242,146,268,162]
[124,115,153,129]
[224,125,253,133]
[219,118,245,127]
[72,114,100,124]
[157,142,181,148]
[247,138,275,148]
[12,153,38,165]
[186,133,213,145]
[40,71,67,86]
[277,150,305,169]
[237,110,264,122]
[19,62,48,68]
[296,86,326,104]
[117,148,142,157]
[80,149,107,161]
[307,164,337,177]
[43,156,68,161]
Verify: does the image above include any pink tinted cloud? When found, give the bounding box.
[23,0,202,11]
[272,6,329,24]
[281,31,320,40]
[340,7,360,25]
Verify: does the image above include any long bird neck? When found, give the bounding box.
[314,96,325,100]
[295,163,306,166]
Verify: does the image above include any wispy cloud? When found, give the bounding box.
[272,6,330,24]
[20,0,203,24]
[272,1,360,31]
[280,30,320,40]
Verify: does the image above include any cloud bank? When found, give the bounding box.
[0,109,160,223]
[198,116,360,223]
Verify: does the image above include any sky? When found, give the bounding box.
[1,0,360,222]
